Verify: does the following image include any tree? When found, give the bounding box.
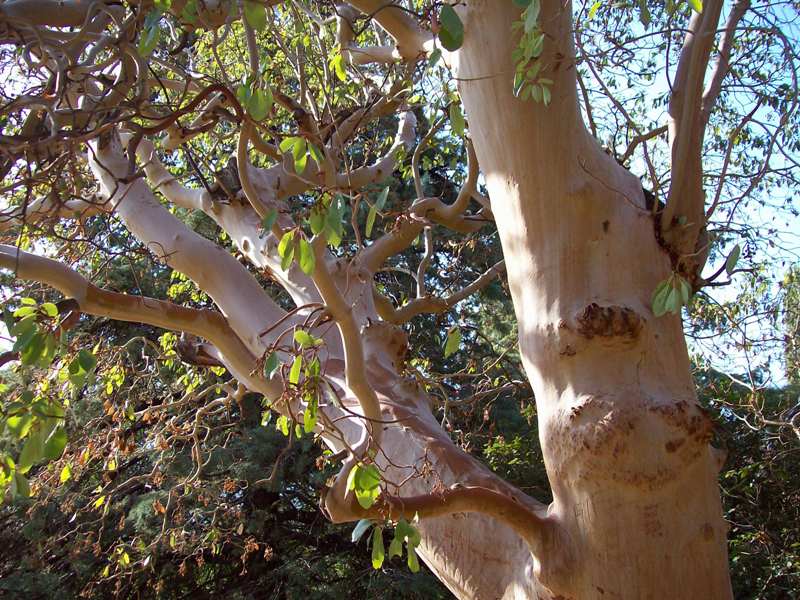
[0,0,797,598]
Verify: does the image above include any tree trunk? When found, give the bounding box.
[407,1,735,598]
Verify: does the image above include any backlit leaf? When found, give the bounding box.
[444,325,461,358]
[438,5,464,51]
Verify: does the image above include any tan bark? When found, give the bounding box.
[0,1,742,597]
[431,1,734,598]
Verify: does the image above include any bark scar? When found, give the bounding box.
[575,303,642,339]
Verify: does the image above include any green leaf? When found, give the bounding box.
[11,471,30,498]
[20,331,45,365]
[289,355,302,385]
[309,207,326,235]
[7,413,32,440]
[388,533,403,558]
[43,426,67,460]
[279,137,299,153]
[280,242,295,271]
[365,206,378,238]
[261,208,279,233]
[438,5,464,51]
[303,394,317,433]
[278,230,295,258]
[297,237,315,275]
[276,415,290,436]
[18,428,44,473]
[293,330,319,349]
[181,0,198,24]
[530,84,543,103]
[264,352,279,377]
[541,85,551,106]
[449,101,465,137]
[306,357,320,377]
[78,349,97,373]
[12,318,37,352]
[291,137,308,174]
[293,331,312,348]
[366,187,389,238]
[346,463,382,509]
[40,303,58,318]
[405,522,421,547]
[236,83,252,105]
[637,0,651,26]
[587,0,602,20]
[307,142,324,166]
[325,196,345,247]
[355,479,380,508]
[444,325,461,358]
[243,0,267,31]
[371,527,385,569]
[651,279,672,317]
[428,48,442,67]
[664,285,682,315]
[355,463,381,491]
[13,305,37,318]
[346,463,359,493]
[138,10,162,56]
[407,544,420,572]
[513,0,533,6]
[677,275,691,306]
[375,186,390,211]
[523,0,540,33]
[248,87,273,121]
[329,52,347,82]
[725,244,741,275]
[351,519,372,543]
[687,0,703,12]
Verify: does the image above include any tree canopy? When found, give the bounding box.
[0,0,798,598]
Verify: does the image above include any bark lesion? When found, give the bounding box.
[574,303,642,340]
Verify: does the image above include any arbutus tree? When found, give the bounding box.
[0,0,798,598]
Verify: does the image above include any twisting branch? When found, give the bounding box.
[0,245,280,398]
[88,132,286,353]
[327,481,554,550]
[662,0,725,264]
[344,0,432,61]
[310,236,383,450]
[385,260,506,324]
[360,138,483,272]
[619,125,668,165]
[702,0,751,123]
[0,194,108,232]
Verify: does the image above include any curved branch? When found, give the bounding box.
[88,132,286,353]
[662,0,725,260]
[311,237,383,450]
[359,138,484,272]
[344,0,432,61]
[701,0,751,123]
[0,244,280,398]
[385,260,506,324]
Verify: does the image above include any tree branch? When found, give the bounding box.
[88,132,286,354]
[359,138,484,272]
[702,0,751,123]
[310,237,383,450]
[344,0,432,61]
[384,260,506,324]
[0,244,280,397]
[662,0,725,263]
